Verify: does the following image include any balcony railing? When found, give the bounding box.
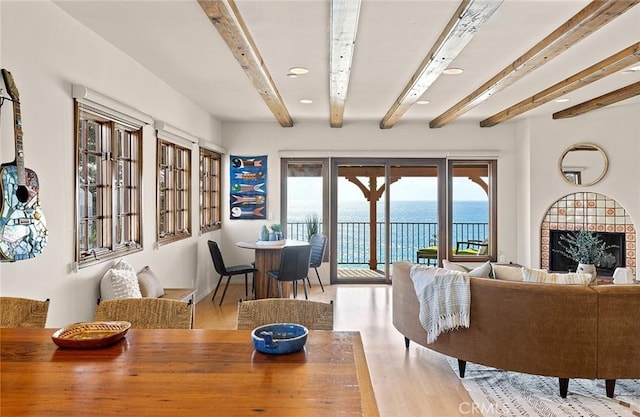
[286,221,488,267]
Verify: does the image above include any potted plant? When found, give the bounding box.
[270,224,283,240]
[553,229,618,280]
[305,213,319,242]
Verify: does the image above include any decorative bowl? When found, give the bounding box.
[52,321,131,349]
[251,323,308,355]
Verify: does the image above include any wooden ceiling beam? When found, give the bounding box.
[379,0,502,129]
[330,0,362,128]
[198,0,293,127]
[552,81,640,119]
[480,42,640,127]
[430,0,640,128]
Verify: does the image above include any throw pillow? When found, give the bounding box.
[100,259,142,300]
[522,266,592,285]
[491,264,523,281]
[442,260,491,278]
[442,259,470,272]
[137,266,165,298]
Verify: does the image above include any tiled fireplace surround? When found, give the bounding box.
[541,192,636,277]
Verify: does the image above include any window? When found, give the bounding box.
[75,103,142,265]
[200,148,221,232]
[157,140,191,244]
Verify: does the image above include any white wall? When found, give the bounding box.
[0,1,224,326]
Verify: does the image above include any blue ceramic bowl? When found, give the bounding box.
[251,323,309,355]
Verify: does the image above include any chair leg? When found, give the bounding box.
[212,274,224,301]
[306,276,312,288]
[267,276,271,298]
[219,276,232,306]
[293,281,297,298]
[244,273,249,297]
[314,267,324,292]
[302,279,308,300]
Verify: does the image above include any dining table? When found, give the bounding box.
[237,239,310,299]
[1,327,379,416]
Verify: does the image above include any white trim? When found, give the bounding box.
[278,149,501,159]
[72,84,152,127]
[154,120,198,147]
[198,139,227,154]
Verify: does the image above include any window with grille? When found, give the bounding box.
[75,102,142,266]
[200,148,221,232]
[157,140,191,244]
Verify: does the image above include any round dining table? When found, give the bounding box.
[237,239,310,299]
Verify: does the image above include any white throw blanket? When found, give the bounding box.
[409,264,470,344]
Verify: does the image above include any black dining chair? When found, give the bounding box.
[306,234,327,292]
[208,240,255,306]
[267,244,312,299]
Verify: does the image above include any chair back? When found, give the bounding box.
[208,240,227,275]
[309,234,327,268]
[276,245,312,282]
[94,298,192,329]
[0,297,50,328]
[237,299,334,330]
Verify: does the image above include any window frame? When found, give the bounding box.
[199,147,222,232]
[156,139,192,245]
[74,101,143,267]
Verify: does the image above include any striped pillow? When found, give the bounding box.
[522,266,592,285]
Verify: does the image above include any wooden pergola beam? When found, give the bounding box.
[430,0,640,128]
[379,0,502,129]
[480,42,640,127]
[552,81,640,119]
[330,0,362,128]
[198,0,293,127]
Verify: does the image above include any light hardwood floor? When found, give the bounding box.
[194,283,480,417]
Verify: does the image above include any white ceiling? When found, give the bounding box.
[53,0,640,127]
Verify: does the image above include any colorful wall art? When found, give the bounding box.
[229,155,267,220]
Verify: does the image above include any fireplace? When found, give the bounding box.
[549,230,625,275]
[541,192,636,277]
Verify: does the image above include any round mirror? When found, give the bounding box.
[558,143,608,186]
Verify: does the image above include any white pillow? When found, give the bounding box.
[100,259,142,300]
[443,260,491,278]
[522,266,592,285]
[137,266,165,298]
[491,264,523,281]
[442,259,469,272]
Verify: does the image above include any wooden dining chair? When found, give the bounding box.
[208,240,255,306]
[267,244,312,299]
[0,297,50,328]
[94,298,192,329]
[236,298,334,330]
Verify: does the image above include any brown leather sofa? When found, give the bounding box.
[392,261,640,398]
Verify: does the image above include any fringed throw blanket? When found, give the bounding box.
[409,264,470,344]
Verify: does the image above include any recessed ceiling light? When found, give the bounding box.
[629,65,640,72]
[555,98,571,103]
[443,68,464,75]
[289,67,309,75]
[299,99,313,104]
[286,73,299,78]
[416,100,430,105]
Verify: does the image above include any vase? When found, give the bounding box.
[577,263,597,284]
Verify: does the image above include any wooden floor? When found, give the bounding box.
[195,283,478,417]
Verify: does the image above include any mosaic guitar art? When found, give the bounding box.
[229,155,267,220]
[0,69,48,261]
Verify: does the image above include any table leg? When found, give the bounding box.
[254,249,291,298]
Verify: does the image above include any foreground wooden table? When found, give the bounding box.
[237,239,310,298]
[1,328,379,417]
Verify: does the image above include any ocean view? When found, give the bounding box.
[287,200,489,267]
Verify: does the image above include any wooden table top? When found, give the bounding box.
[1,328,379,417]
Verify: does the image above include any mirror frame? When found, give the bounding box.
[558,143,608,187]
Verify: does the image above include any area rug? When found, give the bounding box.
[446,358,640,416]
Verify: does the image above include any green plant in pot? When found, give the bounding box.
[305,213,319,242]
[553,229,618,282]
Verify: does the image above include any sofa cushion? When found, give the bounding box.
[491,264,523,281]
[443,260,492,278]
[100,259,142,300]
[137,266,165,298]
[522,266,592,285]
